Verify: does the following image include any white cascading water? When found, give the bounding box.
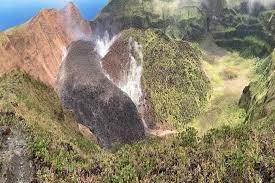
[95,33,148,129]
[58,46,68,87]
[95,31,118,58]
[119,38,143,106]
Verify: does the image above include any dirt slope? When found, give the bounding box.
[0,3,91,87]
[0,126,34,183]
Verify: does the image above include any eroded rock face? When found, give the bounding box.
[58,40,145,148]
[102,35,156,128]
[0,3,92,87]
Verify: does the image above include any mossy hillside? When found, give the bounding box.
[120,29,211,128]
[240,50,275,122]
[215,36,271,58]
[95,0,207,40]
[101,119,275,182]
[212,9,274,57]
[0,69,101,182]
[187,51,255,134]
[0,69,274,182]
[258,10,275,30]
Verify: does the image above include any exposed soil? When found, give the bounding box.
[0,126,34,183]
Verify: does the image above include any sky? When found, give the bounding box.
[0,0,109,31]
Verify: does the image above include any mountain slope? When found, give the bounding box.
[92,0,207,40]
[240,50,275,122]
[0,3,91,87]
[0,69,100,182]
[0,69,274,182]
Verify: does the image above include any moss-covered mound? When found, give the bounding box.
[240,50,275,122]
[92,0,207,40]
[120,29,211,127]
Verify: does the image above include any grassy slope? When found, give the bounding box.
[189,50,256,134]
[240,50,275,122]
[0,70,101,182]
[97,50,275,182]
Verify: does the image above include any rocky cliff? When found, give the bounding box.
[58,40,145,148]
[91,0,207,40]
[0,3,91,87]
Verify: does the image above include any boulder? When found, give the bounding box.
[57,40,145,148]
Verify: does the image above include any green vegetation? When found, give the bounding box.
[240,50,275,122]
[188,50,255,134]
[0,54,274,182]
[212,9,274,58]
[0,70,101,182]
[98,0,207,40]
[222,67,239,80]
[121,29,211,127]
[0,0,274,181]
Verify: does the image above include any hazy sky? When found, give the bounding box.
[0,0,108,30]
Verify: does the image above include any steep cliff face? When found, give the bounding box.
[58,40,145,148]
[91,0,207,41]
[240,50,275,122]
[209,3,275,57]
[0,3,92,87]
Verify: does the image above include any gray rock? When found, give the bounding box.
[57,40,145,148]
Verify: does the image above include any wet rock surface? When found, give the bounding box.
[102,35,156,128]
[57,40,145,148]
[0,126,34,183]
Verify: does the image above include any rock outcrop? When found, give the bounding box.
[0,3,92,87]
[102,33,156,128]
[58,40,145,148]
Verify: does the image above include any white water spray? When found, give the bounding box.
[95,34,147,128]
[247,0,275,12]
[95,31,118,58]
[118,38,143,106]
[94,33,143,106]
[57,46,68,87]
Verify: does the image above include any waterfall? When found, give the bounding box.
[118,38,148,129]
[119,38,143,106]
[95,33,148,129]
[95,31,118,58]
[58,46,68,86]
[95,34,144,106]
